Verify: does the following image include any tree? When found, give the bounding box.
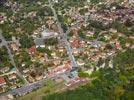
[43,49,134,100]
[105,44,114,50]
[113,48,134,69]
[44,38,58,46]
[0,47,10,67]
[97,57,104,67]
[90,0,101,4]
[113,21,131,36]
[78,70,89,77]
[20,35,34,48]
[78,29,86,39]
[36,47,52,57]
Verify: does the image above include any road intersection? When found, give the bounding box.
[0,0,78,97]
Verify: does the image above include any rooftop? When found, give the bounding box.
[34,38,45,48]
[0,76,6,85]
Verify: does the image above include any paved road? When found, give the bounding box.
[49,0,77,68]
[0,32,28,84]
[0,69,72,96]
[0,0,78,96]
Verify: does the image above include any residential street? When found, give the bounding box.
[0,32,28,84]
[0,31,75,97]
[0,0,78,97]
[0,69,72,96]
[48,0,77,68]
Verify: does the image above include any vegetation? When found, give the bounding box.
[0,48,10,67]
[78,29,86,39]
[36,47,52,57]
[54,0,86,9]
[42,49,134,100]
[36,6,53,17]
[113,48,134,69]
[19,35,34,48]
[44,38,58,46]
[14,50,31,68]
[105,44,114,50]
[18,80,65,100]
[90,0,101,4]
[112,21,132,36]
[78,69,89,77]
[0,0,52,40]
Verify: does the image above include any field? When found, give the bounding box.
[17,79,65,100]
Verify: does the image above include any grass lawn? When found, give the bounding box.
[16,80,65,100]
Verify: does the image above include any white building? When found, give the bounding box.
[41,29,58,38]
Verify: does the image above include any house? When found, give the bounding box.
[71,27,78,34]
[77,60,85,66]
[10,43,18,51]
[35,75,43,81]
[51,52,58,59]
[86,31,94,37]
[0,94,14,100]
[125,42,130,47]
[73,48,79,56]
[8,73,17,80]
[65,76,81,87]
[118,32,124,37]
[47,63,71,77]
[65,79,75,87]
[129,0,134,3]
[85,68,94,75]
[58,47,64,52]
[65,82,71,87]
[39,56,46,63]
[34,38,45,48]
[73,77,80,83]
[115,41,121,49]
[28,47,35,55]
[53,60,61,66]
[0,13,7,24]
[41,29,58,38]
[22,69,30,74]
[91,55,99,62]
[70,39,79,48]
[53,0,58,3]
[0,67,9,73]
[104,35,111,41]
[0,76,6,86]
[27,75,35,83]
[21,63,26,67]
[129,35,134,39]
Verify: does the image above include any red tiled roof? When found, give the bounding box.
[28,47,35,54]
[70,39,79,48]
[0,76,6,85]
